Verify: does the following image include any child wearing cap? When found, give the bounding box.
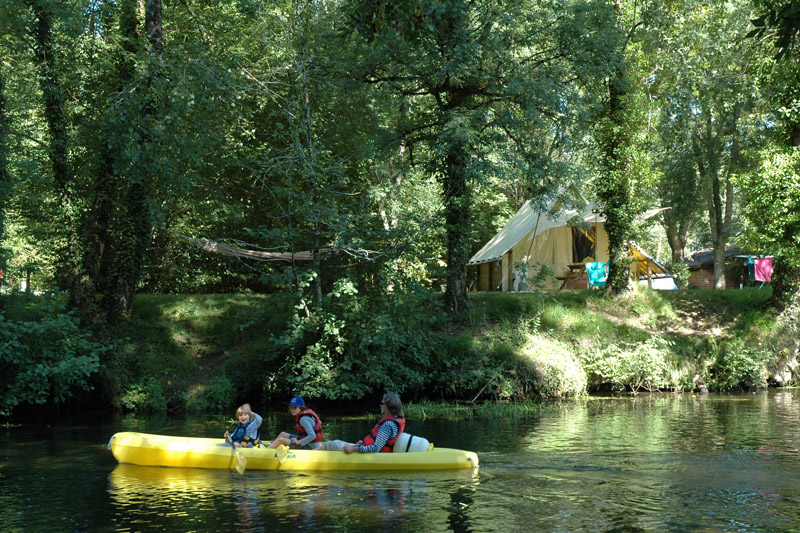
[266,396,324,450]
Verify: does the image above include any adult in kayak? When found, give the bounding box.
[266,396,323,450]
[224,403,263,448]
[316,393,405,453]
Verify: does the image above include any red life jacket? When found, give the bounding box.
[295,408,323,442]
[362,416,405,452]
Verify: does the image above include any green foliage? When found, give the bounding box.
[103,294,269,411]
[735,147,800,302]
[748,0,800,61]
[5,0,798,410]
[119,377,166,413]
[265,282,443,400]
[667,261,691,289]
[706,338,772,391]
[341,0,621,309]
[431,332,485,397]
[83,286,795,411]
[582,336,673,392]
[519,334,587,398]
[0,294,109,416]
[186,375,234,413]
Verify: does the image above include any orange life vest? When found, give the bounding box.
[295,408,323,442]
[362,416,405,452]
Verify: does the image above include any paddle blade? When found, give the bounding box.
[235,449,247,474]
[276,444,289,465]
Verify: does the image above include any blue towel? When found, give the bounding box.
[585,262,608,287]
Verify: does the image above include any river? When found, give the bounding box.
[2,390,800,531]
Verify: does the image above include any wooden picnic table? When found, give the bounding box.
[558,263,587,289]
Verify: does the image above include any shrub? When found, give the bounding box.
[119,377,167,413]
[187,374,235,412]
[582,335,673,392]
[667,261,690,289]
[707,338,772,391]
[263,282,442,401]
[519,334,587,398]
[0,295,109,416]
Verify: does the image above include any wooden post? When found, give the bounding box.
[647,261,652,288]
[506,251,513,291]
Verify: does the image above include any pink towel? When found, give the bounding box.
[753,257,773,282]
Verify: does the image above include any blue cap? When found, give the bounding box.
[288,396,305,407]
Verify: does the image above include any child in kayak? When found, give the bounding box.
[266,396,323,450]
[224,403,262,448]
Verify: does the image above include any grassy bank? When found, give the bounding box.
[2,286,795,416]
[95,285,797,413]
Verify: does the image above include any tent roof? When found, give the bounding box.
[468,200,669,266]
[630,241,669,275]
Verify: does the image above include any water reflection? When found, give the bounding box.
[108,464,481,532]
[479,392,800,531]
[5,391,800,531]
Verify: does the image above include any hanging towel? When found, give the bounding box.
[585,262,608,287]
[753,257,773,282]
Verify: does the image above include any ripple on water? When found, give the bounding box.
[4,392,800,531]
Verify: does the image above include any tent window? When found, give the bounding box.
[573,227,593,263]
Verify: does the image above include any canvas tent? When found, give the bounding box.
[468,200,672,291]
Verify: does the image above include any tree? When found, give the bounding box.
[656,0,763,289]
[79,0,142,311]
[592,0,657,294]
[657,149,702,263]
[103,0,163,319]
[0,68,9,277]
[736,150,800,302]
[748,0,800,61]
[740,0,800,306]
[342,0,619,310]
[0,296,107,416]
[24,0,90,306]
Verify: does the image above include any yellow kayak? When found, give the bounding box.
[108,432,479,471]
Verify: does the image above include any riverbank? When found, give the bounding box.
[99,286,798,413]
[2,286,797,415]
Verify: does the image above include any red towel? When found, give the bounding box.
[753,257,773,282]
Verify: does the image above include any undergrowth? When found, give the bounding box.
[3,284,790,416]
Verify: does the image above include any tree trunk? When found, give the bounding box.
[83,0,141,291]
[27,0,96,320]
[443,142,470,312]
[693,111,736,290]
[104,0,161,318]
[105,182,149,316]
[596,66,636,294]
[0,72,9,265]
[790,123,800,148]
[666,226,686,263]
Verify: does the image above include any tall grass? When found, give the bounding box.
[404,399,549,420]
